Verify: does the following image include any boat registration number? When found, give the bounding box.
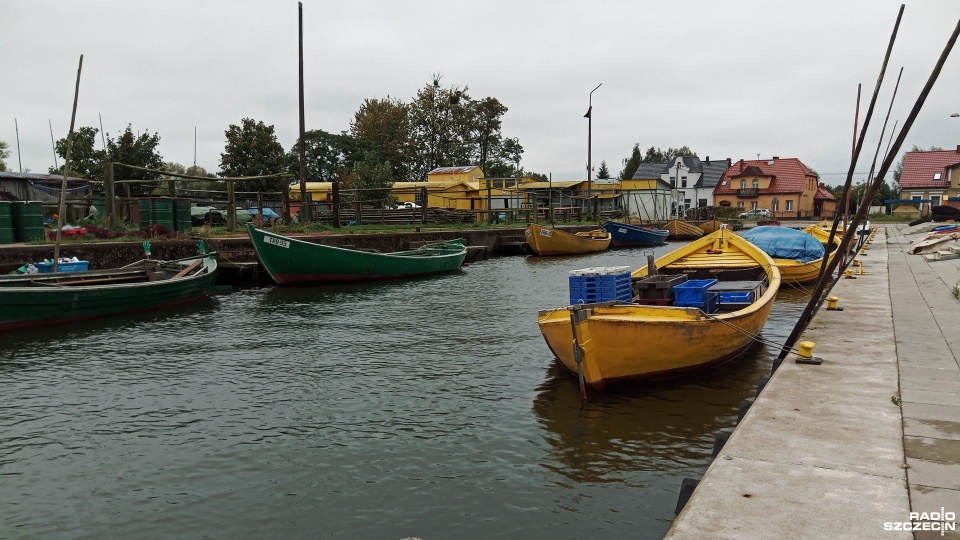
[539,229,553,237]
[617,228,627,233]
[265,236,290,248]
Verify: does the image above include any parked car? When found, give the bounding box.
[394,202,420,209]
[739,208,772,219]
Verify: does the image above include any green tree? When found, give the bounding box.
[0,139,9,172]
[106,125,164,196]
[219,118,287,192]
[619,144,644,179]
[340,151,395,208]
[49,126,106,180]
[286,129,373,184]
[408,76,477,179]
[596,160,611,179]
[350,96,412,180]
[163,162,216,192]
[483,137,524,178]
[619,144,698,179]
[471,96,508,175]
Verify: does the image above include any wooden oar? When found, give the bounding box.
[173,259,202,278]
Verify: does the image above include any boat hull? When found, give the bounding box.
[524,224,611,255]
[600,221,668,247]
[536,229,780,389]
[0,254,218,332]
[664,220,705,240]
[775,247,839,285]
[248,224,467,285]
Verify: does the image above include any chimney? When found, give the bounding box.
[739,159,744,172]
[772,156,779,160]
[956,145,959,153]
[726,158,732,167]
[706,156,710,163]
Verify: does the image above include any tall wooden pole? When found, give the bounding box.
[53,55,83,272]
[585,83,601,211]
[297,2,310,224]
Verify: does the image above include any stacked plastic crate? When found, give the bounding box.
[672,278,720,313]
[568,266,632,304]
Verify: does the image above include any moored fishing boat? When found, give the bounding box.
[0,253,219,332]
[536,227,780,390]
[247,224,467,285]
[663,219,705,240]
[524,223,611,255]
[741,225,837,285]
[600,220,668,247]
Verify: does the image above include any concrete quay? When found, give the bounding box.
[667,224,960,539]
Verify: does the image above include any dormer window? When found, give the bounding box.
[740,180,747,189]
[934,172,942,180]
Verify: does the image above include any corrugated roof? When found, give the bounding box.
[898,147,960,189]
[427,166,482,175]
[696,159,731,189]
[714,157,817,195]
[631,163,669,179]
[0,171,89,182]
[521,181,583,189]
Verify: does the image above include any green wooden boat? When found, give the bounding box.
[0,253,219,332]
[247,224,467,285]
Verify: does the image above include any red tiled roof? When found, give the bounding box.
[714,157,817,195]
[898,147,960,189]
[814,185,835,200]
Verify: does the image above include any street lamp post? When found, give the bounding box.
[585,83,602,203]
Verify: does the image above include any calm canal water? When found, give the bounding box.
[0,243,810,539]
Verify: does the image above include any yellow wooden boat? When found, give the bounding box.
[524,224,611,256]
[664,219,705,240]
[772,246,839,285]
[803,222,843,246]
[537,228,780,390]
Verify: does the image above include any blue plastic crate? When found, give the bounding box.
[719,291,752,304]
[570,283,632,295]
[36,260,89,273]
[672,278,718,305]
[675,292,719,314]
[569,273,631,288]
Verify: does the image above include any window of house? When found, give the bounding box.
[752,179,759,189]
[681,179,687,188]
[415,192,424,205]
[740,180,747,189]
[698,199,708,207]
[670,177,676,187]
[737,201,744,208]
[932,195,942,206]
[912,195,922,201]
[751,201,758,210]
[786,200,794,211]
[934,172,942,180]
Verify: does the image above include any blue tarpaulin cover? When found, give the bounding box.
[741,226,825,263]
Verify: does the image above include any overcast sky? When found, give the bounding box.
[2,1,958,186]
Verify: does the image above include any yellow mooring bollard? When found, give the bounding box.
[826,296,842,311]
[845,268,856,279]
[857,262,865,275]
[796,340,823,365]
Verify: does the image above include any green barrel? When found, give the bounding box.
[173,197,192,232]
[0,202,14,244]
[21,201,46,242]
[10,201,27,242]
[153,198,175,230]
[138,198,152,228]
